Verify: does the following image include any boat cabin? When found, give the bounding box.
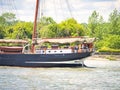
[0,37,95,54]
[35,37,95,54]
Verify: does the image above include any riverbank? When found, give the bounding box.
[89,54,120,61]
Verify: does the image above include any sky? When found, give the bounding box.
[0,0,120,23]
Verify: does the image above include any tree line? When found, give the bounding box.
[0,9,120,51]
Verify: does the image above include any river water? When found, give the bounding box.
[0,58,120,90]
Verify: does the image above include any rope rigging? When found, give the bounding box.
[53,0,57,20]
[65,0,73,18]
[38,0,75,22]
[0,0,77,23]
[0,0,16,15]
[59,0,66,20]
[40,0,45,18]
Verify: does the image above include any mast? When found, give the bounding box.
[31,0,39,53]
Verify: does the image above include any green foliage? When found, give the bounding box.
[88,11,99,36]
[88,9,120,51]
[106,56,117,61]
[88,10,105,39]
[0,10,120,51]
[107,35,120,49]
[4,21,33,39]
[96,34,120,50]
[40,17,56,25]
[0,16,6,25]
[1,12,16,25]
[109,9,120,35]
[0,12,17,39]
[58,18,85,37]
[39,18,85,38]
[98,47,120,53]
[0,25,5,39]
[39,17,58,38]
[40,25,57,38]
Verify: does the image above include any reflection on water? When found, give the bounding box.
[0,59,120,90]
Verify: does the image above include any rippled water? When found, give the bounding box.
[0,59,120,90]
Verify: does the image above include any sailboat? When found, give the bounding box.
[0,0,95,67]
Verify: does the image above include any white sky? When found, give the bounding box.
[0,0,120,23]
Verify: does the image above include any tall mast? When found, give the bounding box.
[31,0,39,53]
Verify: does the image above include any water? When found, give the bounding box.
[0,58,120,90]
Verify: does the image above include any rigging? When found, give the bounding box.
[65,0,73,18]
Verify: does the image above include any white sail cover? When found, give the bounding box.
[37,37,96,44]
[0,39,28,44]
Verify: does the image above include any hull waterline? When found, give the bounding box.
[0,52,91,67]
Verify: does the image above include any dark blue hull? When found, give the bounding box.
[0,52,91,67]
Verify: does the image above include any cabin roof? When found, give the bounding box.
[0,39,28,44]
[37,37,96,44]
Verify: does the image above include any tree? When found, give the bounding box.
[0,26,5,39]
[38,17,57,38]
[0,16,6,38]
[58,18,85,37]
[0,12,17,39]
[88,11,99,37]
[1,12,16,25]
[40,17,56,25]
[109,9,120,35]
[5,22,33,39]
[96,34,120,49]
[39,18,85,38]
[93,9,120,50]
[0,16,6,25]
[40,24,59,38]
[107,35,120,49]
[88,11,106,40]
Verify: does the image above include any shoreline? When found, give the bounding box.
[89,54,120,61]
